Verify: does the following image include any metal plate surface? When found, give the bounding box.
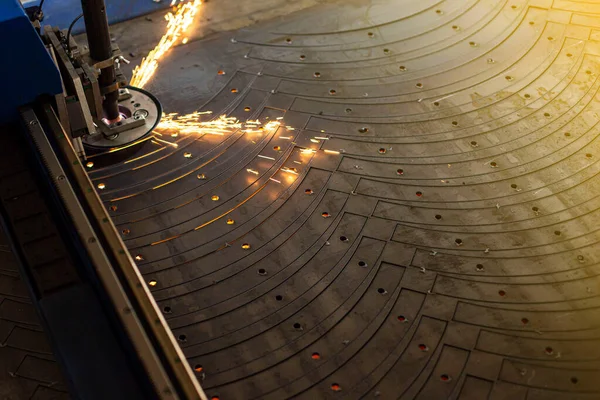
[88,1,600,398]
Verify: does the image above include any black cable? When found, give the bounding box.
[66,13,84,53]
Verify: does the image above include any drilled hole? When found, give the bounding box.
[586,153,593,158]
[397,315,406,322]
[547,36,554,41]
[521,317,529,324]
[226,218,235,225]
[305,188,313,195]
[148,279,157,287]
[273,145,281,151]
[505,75,513,81]
[571,377,578,384]
[524,93,531,99]
[396,168,404,175]
[416,82,423,88]
[455,238,463,246]
[275,295,283,301]
[433,101,440,106]
[345,108,352,113]
[258,268,267,276]
[358,127,369,133]
[231,88,238,93]
[242,243,251,250]
[244,106,251,112]
[586,70,592,75]
[340,235,348,242]
[178,334,187,342]
[567,53,572,57]
[452,25,459,30]
[476,264,484,271]
[418,344,428,351]
[451,121,458,126]
[322,212,330,218]
[331,383,341,392]
[314,72,321,78]
[293,322,302,330]
[470,141,477,146]
[545,346,553,355]
[122,228,130,235]
[285,37,292,43]
[469,41,477,47]
[217,70,225,75]
[110,205,118,211]
[532,206,539,212]
[435,9,442,14]
[329,89,336,95]
[358,261,367,267]
[211,396,220,400]
[399,65,407,71]
[564,132,571,137]
[86,161,94,168]
[197,173,206,180]
[368,32,374,37]
[377,288,387,294]
[211,195,219,201]
[194,365,203,372]
[435,214,442,220]
[554,230,561,236]
[416,191,423,197]
[97,183,106,189]
[134,254,144,261]
[498,290,506,297]
[511,184,518,189]
[184,152,192,158]
[299,54,306,60]
[544,112,551,117]
[383,48,390,54]
[378,148,386,154]
[577,255,585,262]
[163,306,171,313]
[441,374,450,382]
[311,352,321,360]
[490,161,498,168]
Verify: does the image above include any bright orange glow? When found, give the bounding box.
[130,0,202,88]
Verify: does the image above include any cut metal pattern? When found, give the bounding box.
[62,0,600,398]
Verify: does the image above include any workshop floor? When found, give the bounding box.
[5,0,600,398]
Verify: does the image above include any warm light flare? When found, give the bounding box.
[130,0,202,88]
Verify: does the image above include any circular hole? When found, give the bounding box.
[293,322,302,330]
[451,121,458,126]
[498,290,506,297]
[455,238,463,245]
[322,212,330,218]
[226,218,235,225]
[211,396,220,400]
[524,93,531,99]
[470,141,477,146]
[416,82,423,88]
[358,261,367,267]
[532,206,539,212]
[197,173,206,180]
[505,75,513,81]
[544,112,550,117]
[435,214,442,220]
[311,352,321,360]
[148,279,157,287]
[345,108,352,113]
[571,377,578,384]
[340,235,348,242]
[545,346,553,355]
[258,268,267,275]
[285,37,292,43]
[86,161,94,168]
[567,53,572,57]
[377,288,386,294]
[396,168,404,175]
[299,54,306,60]
[231,88,238,93]
[586,153,593,158]
[329,89,336,95]
[275,295,283,301]
[433,101,440,106]
[331,383,341,392]
[305,188,313,195]
[476,264,484,271]
[399,65,407,71]
[273,145,281,151]
[217,70,225,75]
[529,21,535,25]
[134,254,144,261]
[490,161,497,167]
[383,48,390,54]
[564,132,571,137]
[418,344,428,351]
[194,365,203,372]
[97,183,106,189]
[521,317,529,324]
[547,36,554,41]
[416,191,423,197]
[179,333,188,341]
[314,72,321,78]
[378,148,386,154]
[397,315,406,322]
[211,195,220,201]
[511,4,517,9]
[244,106,251,112]
[577,255,585,261]
[554,230,561,236]
[122,228,130,235]
[184,152,192,158]
[487,58,495,64]
[436,9,442,14]
[511,184,518,189]
[452,25,459,30]
[441,374,450,382]
[586,70,592,75]
[110,205,118,212]
[242,243,251,250]
[163,306,171,313]
[358,127,369,133]
[368,32,374,37]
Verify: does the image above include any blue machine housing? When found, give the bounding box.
[0,0,63,124]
